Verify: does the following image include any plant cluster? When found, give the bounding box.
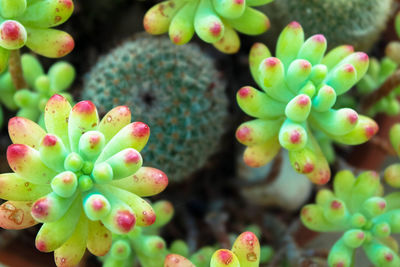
[143,0,273,53]
[0,54,75,127]
[0,0,75,70]
[0,1,399,267]
[236,22,378,184]
[0,95,169,266]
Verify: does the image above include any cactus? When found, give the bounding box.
[82,35,228,182]
[103,200,174,267]
[0,54,75,127]
[301,170,400,267]
[263,0,392,51]
[0,0,75,72]
[0,95,169,266]
[236,22,378,184]
[143,0,273,53]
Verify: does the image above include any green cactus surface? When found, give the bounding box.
[82,35,228,182]
[143,0,273,53]
[236,22,378,185]
[0,54,75,127]
[301,170,400,267]
[0,95,169,266]
[263,0,392,51]
[0,0,75,72]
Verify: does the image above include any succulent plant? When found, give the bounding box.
[236,22,378,184]
[103,200,174,267]
[0,69,18,128]
[301,170,400,267]
[262,0,392,51]
[0,95,169,266]
[0,54,75,127]
[0,0,75,72]
[83,35,228,182]
[356,57,400,116]
[165,231,261,266]
[143,0,273,53]
[384,123,400,188]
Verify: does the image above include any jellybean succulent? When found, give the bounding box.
[384,123,400,188]
[301,170,400,267]
[165,231,261,266]
[356,57,400,116]
[103,200,174,267]
[0,0,75,72]
[0,95,169,266]
[236,22,378,184]
[0,54,75,126]
[143,0,272,53]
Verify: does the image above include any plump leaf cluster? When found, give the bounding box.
[302,170,400,267]
[0,0,75,72]
[0,95,168,266]
[236,22,378,184]
[0,54,75,127]
[143,0,272,53]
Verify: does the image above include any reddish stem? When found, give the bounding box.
[9,49,27,90]
[360,69,400,113]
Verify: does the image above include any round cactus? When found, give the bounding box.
[263,0,392,51]
[301,170,400,267]
[0,0,75,72]
[0,95,169,266]
[82,35,228,182]
[143,0,273,53]
[236,22,378,184]
[0,54,75,126]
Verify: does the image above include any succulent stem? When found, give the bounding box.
[8,49,27,90]
[369,136,397,157]
[361,69,400,113]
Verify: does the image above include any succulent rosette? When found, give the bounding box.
[0,0,75,72]
[165,231,261,267]
[236,22,378,184]
[301,170,400,267]
[143,0,272,54]
[0,95,169,266]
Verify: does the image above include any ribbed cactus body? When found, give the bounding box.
[263,0,392,51]
[83,35,228,182]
